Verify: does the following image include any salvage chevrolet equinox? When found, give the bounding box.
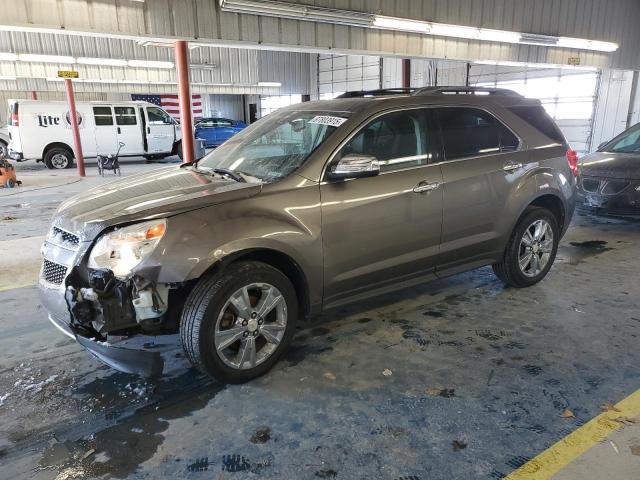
[40,87,577,383]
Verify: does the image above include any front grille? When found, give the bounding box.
[581,177,601,193]
[42,259,67,285]
[51,226,80,246]
[602,180,630,195]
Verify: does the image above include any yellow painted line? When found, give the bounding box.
[505,388,640,479]
[0,282,36,292]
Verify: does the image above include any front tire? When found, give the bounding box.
[493,206,559,288]
[180,261,298,383]
[44,148,74,170]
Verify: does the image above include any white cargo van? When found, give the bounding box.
[7,100,183,169]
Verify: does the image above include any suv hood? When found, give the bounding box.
[580,151,640,180]
[53,166,261,240]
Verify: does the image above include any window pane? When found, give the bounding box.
[498,123,520,151]
[438,108,501,160]
[147,106,171,124]
[114,107,137,125]
[93,106,113,126]
[341,110,425,172]
[508,105,565,143]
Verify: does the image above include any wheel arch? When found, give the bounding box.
[43,142,73,159]
[204,247,312,320]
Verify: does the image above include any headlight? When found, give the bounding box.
[88,219,166,279]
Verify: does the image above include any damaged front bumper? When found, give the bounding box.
[39,233,180,378]
[576,176,640,218]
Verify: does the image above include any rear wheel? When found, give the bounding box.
[0,141,7,159]
[493,207,559,288]
[180,261,298,383]
[44,148,74,170]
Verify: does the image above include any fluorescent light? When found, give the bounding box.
[556,37,618,53]
[258,81,282,87]
[128,59,174,69]
[19,54,75,64]
[372,16,429,33]
[77,57,128,67]
[474,59,599,71]
[0,75,16,80]
[429,24,480,40]
[478,29,521,43]
[0,52,18,61]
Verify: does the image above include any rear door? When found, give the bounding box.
[92,106,118,155]
[113,106,143,155]
[145,106,175,153]
[320,108,444,307]
[434,106,527,270]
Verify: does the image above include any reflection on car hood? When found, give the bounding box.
[579,151,640,180]
[53,166,261,240]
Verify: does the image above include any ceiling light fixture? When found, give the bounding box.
[219,0,619,53]
[77,57,128,67]
[474,59,599,71]
[0,52,18,61]
[128,59,174,69]
[18,53,75,63]
[257,81,282,87]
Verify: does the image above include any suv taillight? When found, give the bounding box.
[566,148,579,176]
[11,112,18,127]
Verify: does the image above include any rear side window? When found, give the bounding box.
[93,106,114,126]
[147,106,172,125]
[508,106,565,144]
[114,107,137,126]
[437,107,518,161]
[341,109,429,173]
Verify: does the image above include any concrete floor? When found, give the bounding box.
[1,160,639,479]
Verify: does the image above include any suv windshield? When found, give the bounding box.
[600,123,640,153]
[197,109,350,182]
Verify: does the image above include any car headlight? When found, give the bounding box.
[88,219,166,279]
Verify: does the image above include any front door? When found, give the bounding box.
[434,106,528,269]
[92,106,118,155]
[113,106,144,155]
[145,106,175,153]
[320,108,444,308]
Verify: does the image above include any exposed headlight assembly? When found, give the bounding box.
[88,219,166,279]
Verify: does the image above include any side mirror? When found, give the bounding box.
[328,154,380,181]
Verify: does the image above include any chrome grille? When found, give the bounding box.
[42,259,67,285]
[52,226,80,246]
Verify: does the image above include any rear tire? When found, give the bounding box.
[44,148,74,170]
[177,141,183,161]
[180,261,298,383]
[493,206,559,288]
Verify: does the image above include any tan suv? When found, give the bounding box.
[39,87,577,382]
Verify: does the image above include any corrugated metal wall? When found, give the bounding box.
[319,54,380,96]
[207,94,245,120]
[257,51,312,94]
[3,0,639,69]
[590,69,635,150]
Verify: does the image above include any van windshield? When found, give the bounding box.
[196,109,350,182]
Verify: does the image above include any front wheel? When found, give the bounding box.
[493,206,559,288]
[180,261,298,383]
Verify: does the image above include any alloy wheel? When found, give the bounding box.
[518,219,554,277]
[214,282,287,370]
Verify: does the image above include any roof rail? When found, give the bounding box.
[411,86,523,97]
[336,88,415,98]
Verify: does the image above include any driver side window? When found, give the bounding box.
[340,110,427,173]
[147,106,172,125]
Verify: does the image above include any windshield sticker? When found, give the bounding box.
[308,115,348,127]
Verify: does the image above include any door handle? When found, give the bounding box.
[147,126,150,134]
[413,181,440,193]
[503,162,523,172]
[117,127,121,134]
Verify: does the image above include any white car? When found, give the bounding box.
[7,100,183,169]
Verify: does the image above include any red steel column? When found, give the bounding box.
[64,79,85,177]
[174,40,194,163]
[402,59,411,89]
[30,91,37,100]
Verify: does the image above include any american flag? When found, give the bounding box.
[130,94,203,120]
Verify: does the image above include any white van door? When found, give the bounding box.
[113,106,144,155]
[144,106,175,154]
[92,106,118,155]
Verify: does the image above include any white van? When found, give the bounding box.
[7,100,183,169]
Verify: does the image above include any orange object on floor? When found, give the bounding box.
[0,157,20,188]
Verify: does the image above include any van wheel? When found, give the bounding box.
[44,148,74,170]
[0,141,7,159]
[493,206,559,288]
[180,261,297,383]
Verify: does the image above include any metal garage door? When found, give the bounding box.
[318,54,381,99]
[471,65,600,154]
